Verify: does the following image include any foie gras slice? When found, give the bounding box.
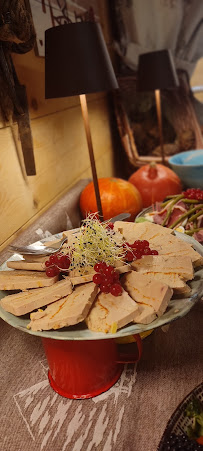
[23,254,48,263]
[132,303,156,325]
[122,271,173,316]
[7,261,46,271]
[0,270,58,290]
[62,229,81,248]
[147,234,203,267]
[0,278,72,316]
[68,265,95,278]
[131,255,194,281]
[28,282,98,331]
[86,289,139,333]
[130,271,191,294]
[114,221,172,244]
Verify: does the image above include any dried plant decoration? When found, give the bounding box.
[0,0,36,175]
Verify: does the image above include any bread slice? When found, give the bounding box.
[7,261,46,271]
[86,289,139,333]
[0,278,72,316]
[0,270,58,290]
[122,271,173,316]
[131,255,194,281]
[28,282,98,331]
[114,221,172,244]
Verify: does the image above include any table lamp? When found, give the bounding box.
[137,49,179,164]
[45,21,118,221]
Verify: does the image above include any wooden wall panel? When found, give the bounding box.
[11,51,106,122]
[0,95,115,249]
[0,128,37,243]
[0,1,117,250]
[28,97,114,210]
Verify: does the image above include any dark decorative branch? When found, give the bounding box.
[74,7,95,23]
[41,1,95,26]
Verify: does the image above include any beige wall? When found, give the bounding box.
[0,2,116,251]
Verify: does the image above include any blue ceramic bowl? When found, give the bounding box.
[169,149,203,189]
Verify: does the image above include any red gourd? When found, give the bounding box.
[128,162,182,207]
[80,177,143,221]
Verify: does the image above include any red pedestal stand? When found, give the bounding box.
[42,335,142,399]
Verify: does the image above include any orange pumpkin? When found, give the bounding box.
[80,177,143,221]
[128,162,182,208]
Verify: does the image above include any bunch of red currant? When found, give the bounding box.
[123,240,158,262]
[45,253,71,277]
[105,222,114,230]
[183,188,203,201]
[93,262,122,296]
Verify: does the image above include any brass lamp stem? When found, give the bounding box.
[79,94,104,221]
[155,89,165,165]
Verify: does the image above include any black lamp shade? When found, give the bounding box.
[45,22,118,99]
[137,49,179,91]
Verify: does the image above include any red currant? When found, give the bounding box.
[142,247,151,255]
[183,188,203,200]
[94,262,107,273]
[49,254,59,264]
[54,266,60,275]
[142,240,149,247]
[106,222,114,229]
[112,271,119,282]
[100,283,111,294]
[93,273,103,285]
[124,238,159,261]
[45,260,51,267]
[133,251,142,260]
[103,265,114,276]
[110,283,122,296]
[65,256,71,268]
[46,267,57,277]
[93,264,122,296]
[58,255,70,269]
[150,250,158,255]
[126,251,134,262]
[102,275,114,286]
[130,242,139,249]
[132,240,149,249]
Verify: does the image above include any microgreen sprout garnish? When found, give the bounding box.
[68,213,125,272]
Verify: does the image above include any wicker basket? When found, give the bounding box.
[113,73,203,168]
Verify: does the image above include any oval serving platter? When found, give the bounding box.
[0,233,203,341]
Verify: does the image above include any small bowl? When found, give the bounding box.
[169,149,203,189]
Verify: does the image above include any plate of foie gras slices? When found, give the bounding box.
[0,218,203,340]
